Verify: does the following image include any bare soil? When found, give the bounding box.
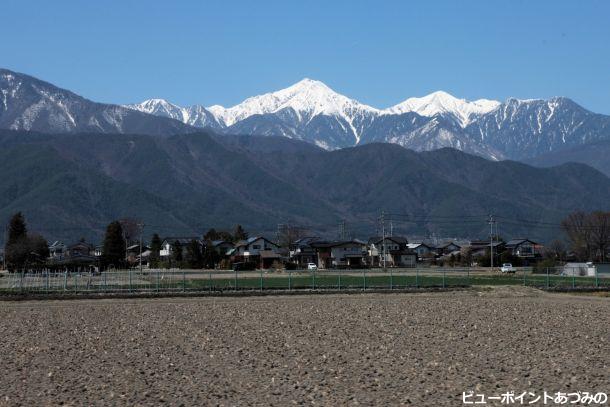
[0,287,608,406]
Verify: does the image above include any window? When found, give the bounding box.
[253,245,261,249]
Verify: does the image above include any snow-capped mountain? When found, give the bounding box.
[3,67,610,165]
[0,69,193,136]
[208,78,380,125]
[126,99,223,130]
[466,96,610,159]
[387,90,501,127]
[128,79,382,148]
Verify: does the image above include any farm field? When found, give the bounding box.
[0,287,608,405]
[1,268,608,295]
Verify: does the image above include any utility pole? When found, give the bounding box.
[488,215,495,270]
[338,220,347,241]
[381,210,386,270]
[390,220,393,237]
[138,222,144,274]
[2,222,7,270]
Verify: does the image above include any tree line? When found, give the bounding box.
[3,210,609,271]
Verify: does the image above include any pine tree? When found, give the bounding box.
[5,212,29,271]
[173,240,183,265]
[186,240,203,269]
[204,228,219,241]
[202,244,221,269]
[7,212,27,245]
[149,233,162,268]
[102,221,126,269]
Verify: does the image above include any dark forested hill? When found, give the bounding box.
[1,129,609,244]
[525,140,610,177]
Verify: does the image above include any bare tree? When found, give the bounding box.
[561,211,610,262]
[545,239,566,262]
[119,218,141,247]
[278,225,307,249]
[589,212,610,262]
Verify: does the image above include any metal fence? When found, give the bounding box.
[0,267,608,295]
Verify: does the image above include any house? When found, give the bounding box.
[367,236,415,267]
[58,240,99,270]
[406,242,435,260]
[68,241,95,258]
[311,240,367,268]
[209,240,234,256]
[468,240,506,258]
[160,237,203,258]
[126,244,151,265]
[289,236,321,268]
[436,241,461,255]
[49,241,68,260]
[233,236,280,269]
[505,239,541,258]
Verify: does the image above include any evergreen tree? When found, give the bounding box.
[172,240,183,265]
[102,221,126,269]
[186,239,203,269]
[233,224,248,242]
[7,212,27,245]
[4,213,50,271]
[29,234,50,265]
[202,244,221,269]
[204,228,219,241]
[149,233,162,268]
[5,212,30,271]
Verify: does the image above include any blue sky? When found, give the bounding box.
[1,0,609,112]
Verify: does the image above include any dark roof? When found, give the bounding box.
[311,239,366,248]
[469,240,505,248]
[368,236,408,245]
[234,236,278,248]
[69,241,94,250]
[505,238,539,247]
[293,236,322,247]
[437,241,461,249]
[211,240,233,247]
[162,237,202,245]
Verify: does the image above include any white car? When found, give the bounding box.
[307,263,318,270]
[500,263,516,273]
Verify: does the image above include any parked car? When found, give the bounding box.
[500,263,516,273]
[307,263,318,270]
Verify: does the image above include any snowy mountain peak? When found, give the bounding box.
[127,98,187,122]
[387,91,501,126]
[206,78,380,127]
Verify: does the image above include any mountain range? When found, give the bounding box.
[125,77,610,165]
[2,128,610,245]
[3,68,610,175]
[1,68,609,245]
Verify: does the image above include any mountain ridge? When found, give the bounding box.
[3,68,610,169]
[1,128,609,246]
[125,77,610,160]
